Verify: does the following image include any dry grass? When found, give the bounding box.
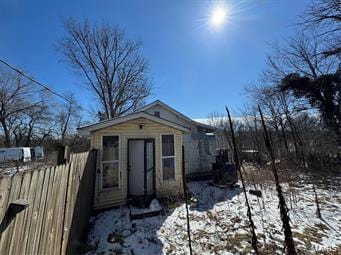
[297,245,341,255]
[292,225,330,251]
[241,163,291,186]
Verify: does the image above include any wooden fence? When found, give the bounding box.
[0,149,97,255]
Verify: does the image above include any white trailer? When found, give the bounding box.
[0,147,32,163]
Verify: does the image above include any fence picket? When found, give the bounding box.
[0,150,97,255]
[0,177,12,230]
[25,169,46,254]
[37,166,56,255]
[9,171,32,255]
[53,162,69,255]
[0,173,23,254]
[17,170,39,253]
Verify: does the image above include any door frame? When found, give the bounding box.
[127,138,156,203]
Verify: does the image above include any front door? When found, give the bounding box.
[128,139,155,205]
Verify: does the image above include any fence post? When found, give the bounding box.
[182,145,193,255]
[57,146,70,165]
[258,105,296,255]
[226,106,259,255]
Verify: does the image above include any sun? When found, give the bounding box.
[210,6,228,28]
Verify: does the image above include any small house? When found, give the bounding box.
[78,100,217,210]
[138,100,217,178]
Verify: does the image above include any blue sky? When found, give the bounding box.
[0,0,310,119]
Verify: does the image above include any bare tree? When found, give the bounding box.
[22,103,52,147]
[263,32,338,85]
[306,0,340,21]
[256,28,340,151]
[58,19,151,120]
[245,83,306,160]
[11,115,26,147]
[302,0,340,57]
[242,0,340,168]
[56,94,81,145]
[0,69,43,147]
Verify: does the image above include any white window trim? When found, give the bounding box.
[160,134,176,181]
[100,134,121,191]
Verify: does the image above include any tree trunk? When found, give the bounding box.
[0,119,11,147]
[24,125,34,147]
[279,119,289,153]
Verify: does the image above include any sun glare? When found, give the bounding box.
[211,7,227,27]
[210,4,229,28]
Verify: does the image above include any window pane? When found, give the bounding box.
[162,157,175,180]
[102,162,119,188]
[203,140,211,155]
[162,135,174,156]
[154,111,160,117]
[102,136,119,161]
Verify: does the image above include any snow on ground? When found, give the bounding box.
[86,181,341,255]
[0,165,31,176]
[0,161,48,176]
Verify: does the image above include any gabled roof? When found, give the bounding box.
[77,111,190,136]
[137,100,216,131]
[138,100,193,122]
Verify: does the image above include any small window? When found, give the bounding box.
[204,140,211,155]
[161,135,175,180]
[101,136,119,189]
[154,111,160,118]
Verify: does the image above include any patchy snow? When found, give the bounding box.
[0,161,49,177]
[0,165,31,176]
[129,199,162,218]
[149,199,162,211]
[86,181,341,254]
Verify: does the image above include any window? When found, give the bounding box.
[203,140,212,155]
[154,111,160,118]
[161,135,175,180]
[101,136,119,189]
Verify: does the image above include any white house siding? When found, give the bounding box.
[215,130,230,151]
[143,105,216,176]
[184,125,216,176]
[143,105,190,128]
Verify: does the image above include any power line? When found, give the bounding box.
[0,58,94,115]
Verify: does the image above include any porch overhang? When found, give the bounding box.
[77,112,190,136]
